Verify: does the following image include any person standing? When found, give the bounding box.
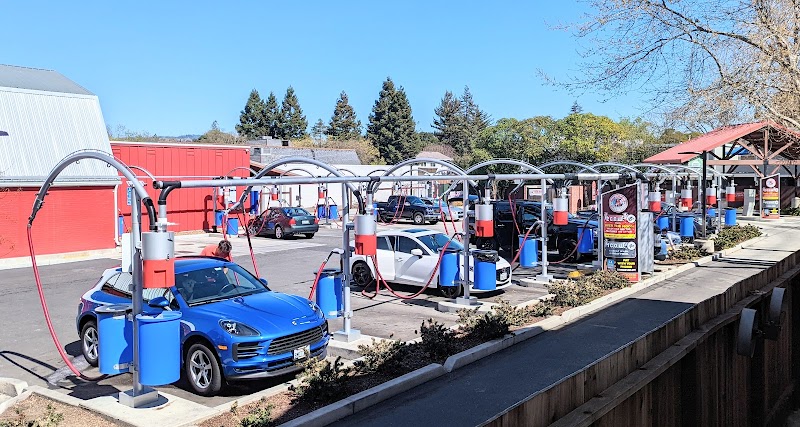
[201,240,232,261]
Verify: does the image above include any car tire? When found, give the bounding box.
[439,282,462,298]
[413,213,424,225]
[304,233,315,239]
[428,219,439,225]
[80,320,99,367]
[185,343,223,396]
[352,261,374,288]
[247,221,259,236]
[275,226,285,239]
[558,238,580,263]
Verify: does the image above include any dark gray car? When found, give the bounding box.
[247,207,319,239]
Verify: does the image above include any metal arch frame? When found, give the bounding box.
[236,157,364,213]
[369,158,472,193]
[541,161,602,174]
[591,162,644,175]
[445,159,549,199]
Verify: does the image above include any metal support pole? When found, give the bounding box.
[334,183,360,342]
[671,177,678,232]
[536,178,552,282]
[701,151,708,239]
[596,179,603,270]
[456,179,477,305]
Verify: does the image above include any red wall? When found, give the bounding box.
[0,186,115,258]
[112,143,251,233]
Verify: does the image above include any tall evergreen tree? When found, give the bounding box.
[459,86,491,155]
[367,78,417,164]
[311,118,327,143]
[570,101,583,115]
[278,86,308,138]
[327,91,362,140]
[235,89,268,139]
[264,92,280,138]
[432,91,467,154]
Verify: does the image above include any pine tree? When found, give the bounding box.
[459,86,491,155]
[278,86,308,138]
[327,91,362,140]
[311,119,327,143]
[235,89,268,139]
[432,91,467,154]
[570,101,583,115]
[264,92,280,138]
[367,77,418,164]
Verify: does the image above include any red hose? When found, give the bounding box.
[308,261,328,300]
[237,212,261,279]
[27,225,106,381]
[361,237,453,300]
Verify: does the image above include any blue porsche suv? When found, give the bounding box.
[76,257,330,396]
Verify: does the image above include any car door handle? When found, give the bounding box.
[396,258,404,262]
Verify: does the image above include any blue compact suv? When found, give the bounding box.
[76,257,329,396]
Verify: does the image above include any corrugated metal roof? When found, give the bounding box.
[0,85,118,184]
[416,151,453,161]
[644,121,800,163]
[251,146,361,165]
[0,64,93,95]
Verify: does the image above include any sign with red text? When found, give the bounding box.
[601,184,640,282]
[760,174,780,219]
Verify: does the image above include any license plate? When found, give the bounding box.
[293,345,310,361]
[500,272,508,281]
[302,220,310,225]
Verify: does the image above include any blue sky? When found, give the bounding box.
[2,1,645,137]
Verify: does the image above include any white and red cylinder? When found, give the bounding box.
[726,185,736,203]
[354,214,377,256]
[318,184,326,200]
[706,187,717,205]
[141,231,175,289]
[680,188,693,209]
[553,196,569,226]
[271,185,279,201]
[648,191,662,212]
[475,203,494,238]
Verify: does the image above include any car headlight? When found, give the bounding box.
[309,301,323,317]
[219,320,260,336]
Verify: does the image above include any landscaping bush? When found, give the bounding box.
[0,404,63,427]
[546,279,602,307]
[464,311,511,341]
[669,246,710,261]
[290,356,352,404]
[457,299,553,333]
[578,270,631,290]
[230,398,274,427]
[355,338,414,376]
[782,207,800,216]
[713,224,762,251]
[419,318,458,361]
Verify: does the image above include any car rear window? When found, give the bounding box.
[283,207,311,216]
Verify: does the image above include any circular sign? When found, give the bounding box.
[609,194,629,213]
[766,178,777,188]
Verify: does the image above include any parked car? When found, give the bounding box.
[376,195,440,225]
[349,228,512,298]
[470,200,599,262]
[420,197,463,221]
[76,257,329,396]
[247,207,319,239]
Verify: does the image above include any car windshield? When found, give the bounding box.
[283,207,311,216]
[417,233,465,252]
[175,263,269,306]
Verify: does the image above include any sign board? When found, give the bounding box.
[524,185,543,201]
[126,186,132,206]
[760,173,780,219]
[601,183,640,282]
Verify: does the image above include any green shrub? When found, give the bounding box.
[547,279,602,307]
[457,299,553,334]
[355,338,412,376]
[231,398,273,427]
[669,246,710,261]
[713,224,762,250]
[419,319,458,360]
[0,404,63,427]
[465,311,510,341]
[578,270,631,290]
[782,207,800,216]
[291,356,352,403]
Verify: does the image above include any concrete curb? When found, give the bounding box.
[443,335,515,373]
[0,248,121,270]
[0,390,32,417]
[0,378,27,398]
[278,364,446,427]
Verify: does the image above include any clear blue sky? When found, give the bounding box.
[2,1,645,137]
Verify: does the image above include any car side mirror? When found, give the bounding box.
[148,296,169,309]
[404,202,411,206]
[259,278,269,286]
[410,248,424,257]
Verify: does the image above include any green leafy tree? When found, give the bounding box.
[311,118,327,143]
[555,113,622,164]
[278,86,308,138]
[236,89,268,139]
[367,77,418,164]
[264,92,280,138]
[198,121,244,144]
[327,91,362,140]
[432,91,467,154]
